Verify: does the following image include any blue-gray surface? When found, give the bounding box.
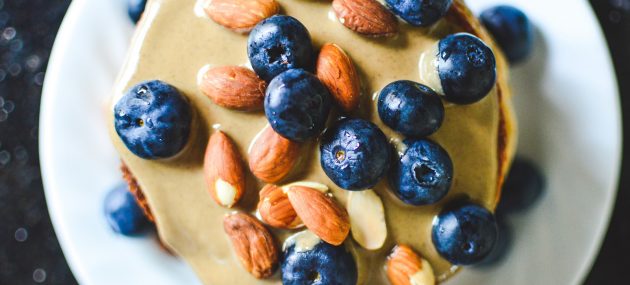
[0,0,74,284]
[0,0,627,284]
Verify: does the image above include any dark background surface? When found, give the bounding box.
[0,0,627,284]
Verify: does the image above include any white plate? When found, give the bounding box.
[40,0,621,284]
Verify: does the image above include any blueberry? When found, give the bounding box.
[282,238,357,285]
[248,15,315,82]
[378,80,444,137]
[480,5,533,64]
[389,139,452,205]
[128,0,147,24]
[497,157,545,213]
[476,215,512,266]
[114,80,192,159]
[437,33,496,104]
[104,183,150,236]
[432,203,498,265]
[320,118,391,190]
[265,69,332,141]
[385,0,453,27]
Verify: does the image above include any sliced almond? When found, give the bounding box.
[204,0,280,33]
[316,43,361,113]
[332,0,398,37]
[248,125,300,183]
[283,230,322,253]
[257,184,303,229]
[200,66,266,111]
[386,245,436,285]
[286,185,350,245]
[347,190,387,250]
[281,181,329,193]
[203,131,246,207]
[223,212,279,279]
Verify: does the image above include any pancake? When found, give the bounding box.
[110,0,517,283]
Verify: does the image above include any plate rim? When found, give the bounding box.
[547,2,622,284]
[40,0,93,283]
[39,0,623,284]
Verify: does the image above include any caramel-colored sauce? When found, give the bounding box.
[108,0,510,284]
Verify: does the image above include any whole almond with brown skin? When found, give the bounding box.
[286,186,350,245]
[332,0,398,37]
[200,66,266,111]
[204,0,280,33]
[248,125,300,183]
[203,131,246,208]
[257,184,303,229]
[223,212,279,279]
[387,245,436,285]
[316,43,361,113]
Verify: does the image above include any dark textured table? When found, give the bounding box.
[0,0,627,284]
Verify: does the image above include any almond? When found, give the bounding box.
[286,185,350,245]
[283,230,323,252]
[203,131,246,208]
[316,43,361,113]
[204,0,280,33]
[257,184,303,229]
[248,125,300,183]
[281,181,329,193]
[223,212,279,279]
[200,66,266,111]
[332,0,398,37]
[386,245,436,285]
[347,190,387,250]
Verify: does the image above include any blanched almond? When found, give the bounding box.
[281,181,329,193]
[347,190,387,250]
[282,230,322,253]
[203,131,246,207]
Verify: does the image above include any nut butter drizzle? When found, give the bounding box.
[109,0,509,284]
